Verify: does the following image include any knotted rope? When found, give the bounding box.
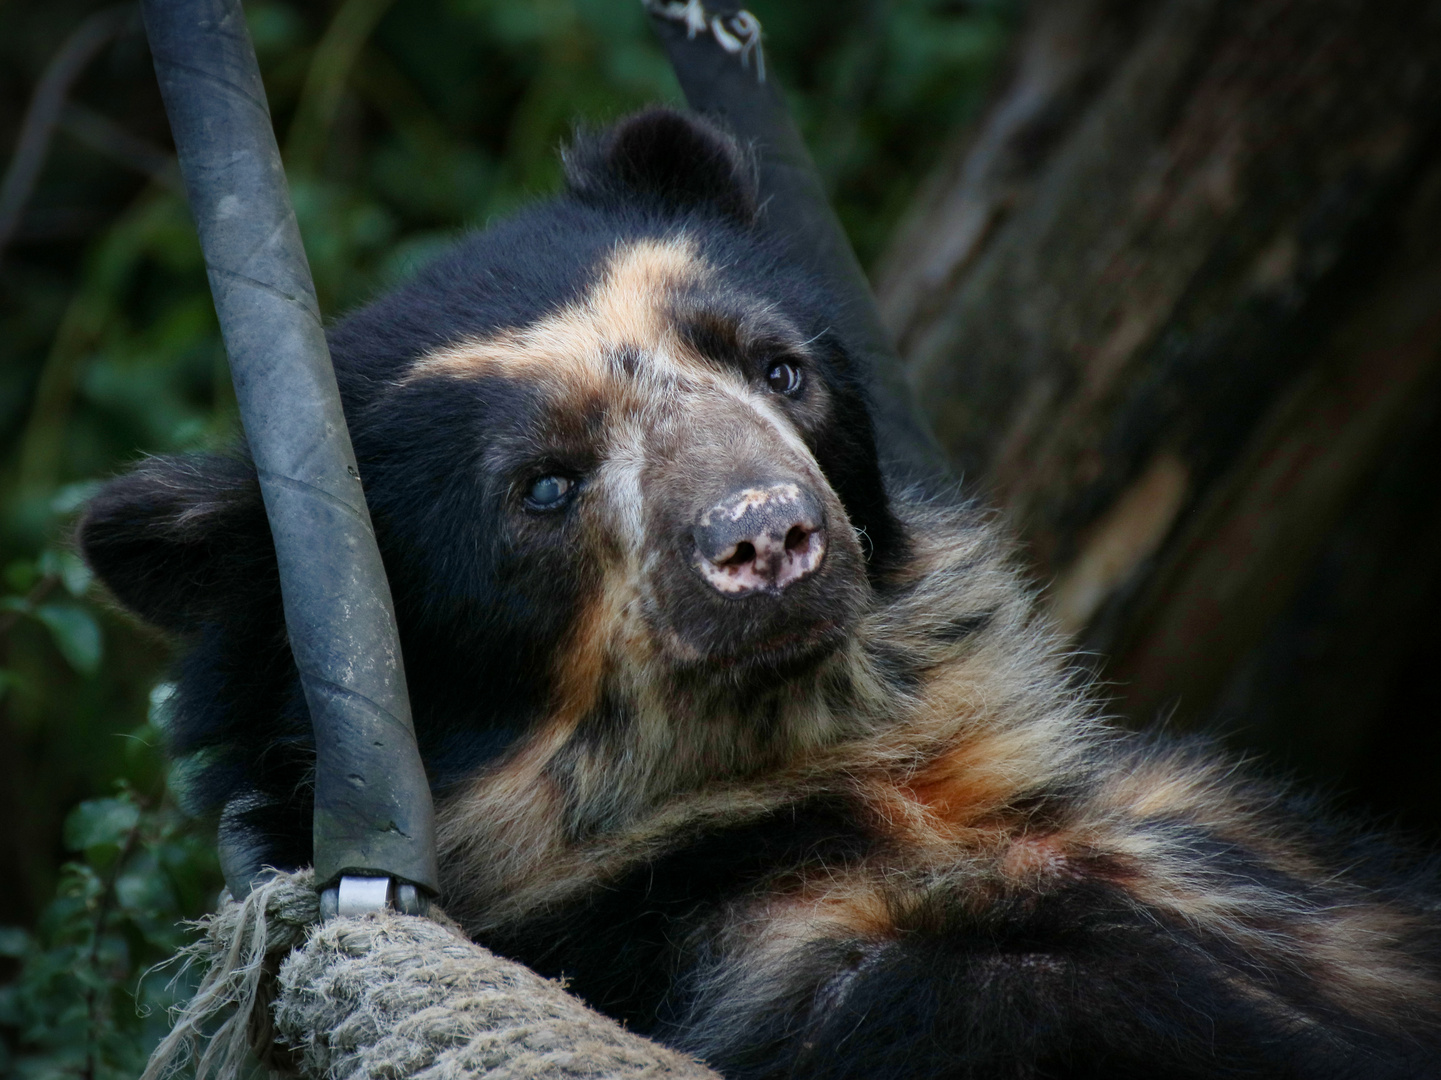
[143,869,719,1080]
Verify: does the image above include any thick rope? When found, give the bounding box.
[143,869,719,1080]
[143,869,320,1080]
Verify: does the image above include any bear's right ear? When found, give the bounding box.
[562,108,759,224]
[78,454,277,635]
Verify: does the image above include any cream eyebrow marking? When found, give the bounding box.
[400,235,709,386]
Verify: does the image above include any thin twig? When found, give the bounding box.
[285,0,401,175]
[81,791,148,1080]
[0,574,61,637]
[0,4,136,266]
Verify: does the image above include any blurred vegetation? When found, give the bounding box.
[0,0,1017,1072]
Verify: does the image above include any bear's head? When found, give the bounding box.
[78,109,907,883]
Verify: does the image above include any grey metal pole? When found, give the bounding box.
[142,0,438,907]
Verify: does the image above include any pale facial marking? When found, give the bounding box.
[595,419,650,554]
[403,235,716,390]
[700,483,803,526]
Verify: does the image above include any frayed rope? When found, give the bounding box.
[143,869,320,1080]
[142,868,718,1080]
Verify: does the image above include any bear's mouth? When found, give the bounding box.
[647,468,870,686]
[686,617,847,681]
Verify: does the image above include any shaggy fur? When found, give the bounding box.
[81,109,1441,1078]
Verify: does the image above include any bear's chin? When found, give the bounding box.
[646,530,870,690]
[669,616,851,687]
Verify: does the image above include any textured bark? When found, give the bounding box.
[876,0,1441,827]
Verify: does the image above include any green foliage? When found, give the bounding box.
[0,0,1015,1073]
[0,782,221,1079]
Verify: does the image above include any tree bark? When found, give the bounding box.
[877,0,1441,830]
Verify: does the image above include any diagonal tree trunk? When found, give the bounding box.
[876,0,1441,830]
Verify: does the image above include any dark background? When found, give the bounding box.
[2,1,1438,1075]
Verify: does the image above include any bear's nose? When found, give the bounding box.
[692,482,827,595]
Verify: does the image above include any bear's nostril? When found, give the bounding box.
[785,526,810,553]
[724,541,757,568]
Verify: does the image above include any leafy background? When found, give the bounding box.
[0,0,1017,1074]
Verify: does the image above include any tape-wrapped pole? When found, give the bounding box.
[645,0,948,482]
[142,0,437,898]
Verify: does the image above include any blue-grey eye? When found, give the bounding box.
[526,475,574,509]
[766,360,803,395]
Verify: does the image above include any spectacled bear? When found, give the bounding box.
[80,109,1441,1078]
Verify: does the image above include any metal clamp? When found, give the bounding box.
[319,874,431,920]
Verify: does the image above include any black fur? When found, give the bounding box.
[563,108,759,224]
[79,109,1441,1079]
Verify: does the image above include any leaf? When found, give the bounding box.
[147,682,178,733]
[49,480,103,516]
[38,548,94,597]
[0,984,19,1027]
[34,603,102,675]
[115,850,174,917]
[63,798,141,854]
[0,926,28,958]
[4,559,38,593]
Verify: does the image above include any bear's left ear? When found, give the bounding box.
[563,108,758,224]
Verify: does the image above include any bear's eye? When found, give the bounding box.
[525,475,575,510]
[765,360,803,396]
